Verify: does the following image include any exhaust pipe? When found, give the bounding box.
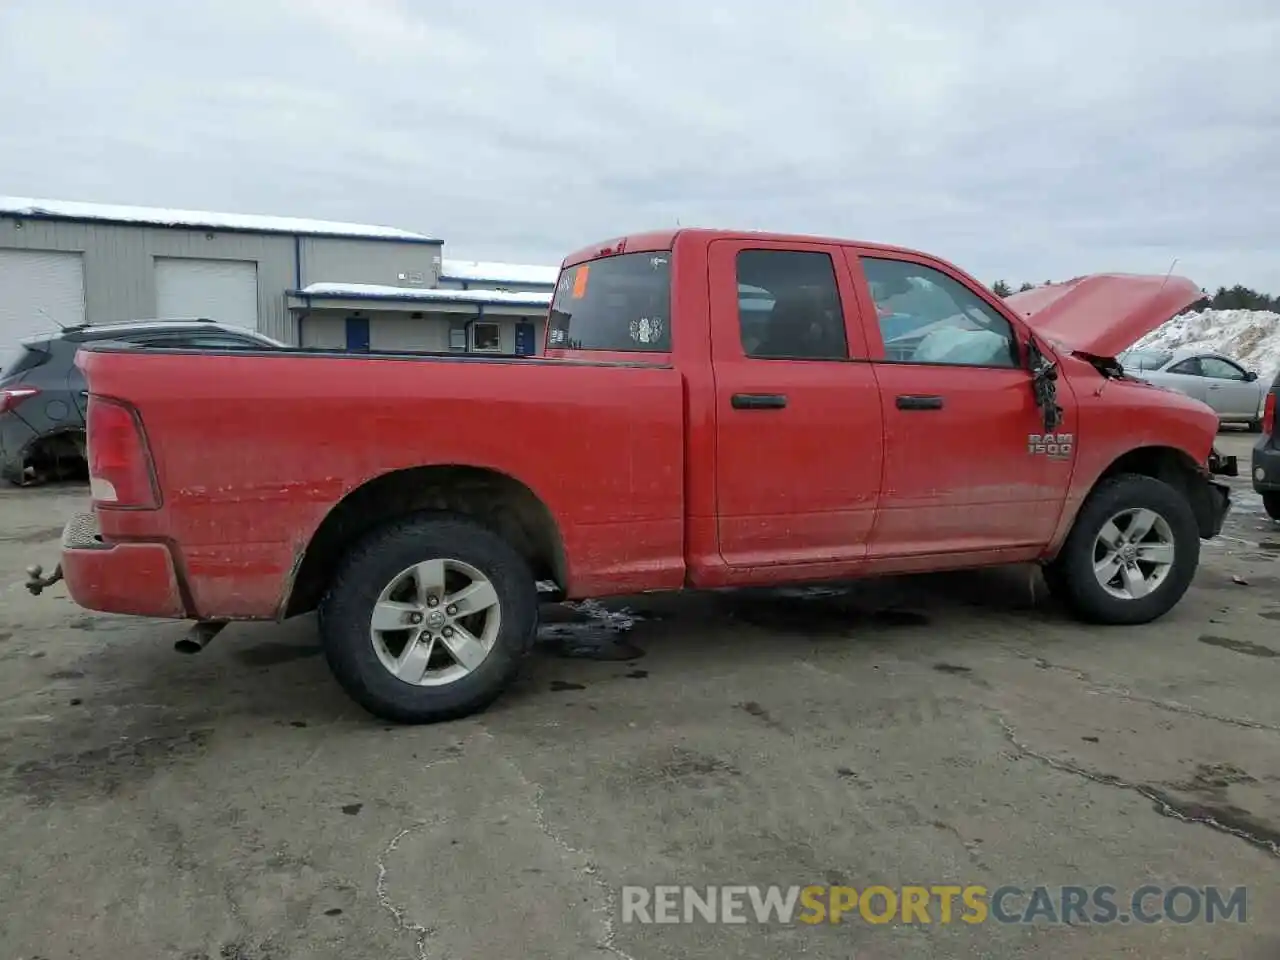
[175,620,227,654]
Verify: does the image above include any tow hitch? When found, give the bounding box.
[25,563,63,596]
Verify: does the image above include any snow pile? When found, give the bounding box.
[1132,309,1280,381]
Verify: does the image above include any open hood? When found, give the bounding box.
[1003,273,1204,360]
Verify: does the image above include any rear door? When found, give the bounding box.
[708,238,885,567]
[845,250,1075,557]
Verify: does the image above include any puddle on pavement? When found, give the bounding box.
[537,599,648,661]
[535,584,934,655]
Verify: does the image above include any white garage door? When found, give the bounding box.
[0,249,86,344]
[155,257,259,329]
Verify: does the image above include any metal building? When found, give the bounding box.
[437,259,557,293]
[288,257,556,354]
[0,197,558,354]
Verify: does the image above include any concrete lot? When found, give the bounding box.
[0,431,1277,960]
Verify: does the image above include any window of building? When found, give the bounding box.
[860,257,1018,367]
[736,250,848,360]
[471,322,502,352]
[449,324,468,351]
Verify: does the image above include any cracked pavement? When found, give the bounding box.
[1,432,1277,959]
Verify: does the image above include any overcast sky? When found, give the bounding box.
[2,0,1277,292]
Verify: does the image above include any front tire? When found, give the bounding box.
[1044,473,1200,625]
[318,513,539,723]
[1264,492,1280,522]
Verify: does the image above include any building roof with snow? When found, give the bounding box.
[0,196,441,243]
[440,259,559,287]
[293,281,552,309]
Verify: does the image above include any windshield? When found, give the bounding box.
[547,251,671,352]
[1120,348,1172,371]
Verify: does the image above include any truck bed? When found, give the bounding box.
[76,343,688,619]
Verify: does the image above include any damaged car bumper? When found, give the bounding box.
[1208,448,1238,478]
[1191,452,1233,540]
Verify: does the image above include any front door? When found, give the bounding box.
[1198,355,1259,419]
[708,239,885,569]
[847,251,1076,557]
[514,321,536,356]
[1161,356,1211,404]
[345,316,370,352]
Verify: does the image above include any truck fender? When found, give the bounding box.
[278,464,568,619]
[1048,445,1218,557]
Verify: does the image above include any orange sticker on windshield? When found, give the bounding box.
[572,264,590,298]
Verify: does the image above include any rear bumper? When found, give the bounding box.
[60,513,187,618]
[1252,435,1280,493]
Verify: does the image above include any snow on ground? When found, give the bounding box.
[1132,309,1280,381]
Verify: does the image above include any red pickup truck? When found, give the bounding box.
[33,228,1236,723]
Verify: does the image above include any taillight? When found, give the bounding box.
[0,386,40,414]
[1264,392,1276,437]
[86,396,158,508]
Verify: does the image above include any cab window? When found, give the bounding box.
[735,250,848,360]
[861,257,1018,367]
[547,252,671,352]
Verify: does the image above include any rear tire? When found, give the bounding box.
[318,513,539,724]
[1043,473,1200,625]
[1264,492,1280,522]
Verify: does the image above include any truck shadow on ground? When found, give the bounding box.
[0,563,1170,808]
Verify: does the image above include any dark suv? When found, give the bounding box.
[1253,368,1280,521]
[0,319,286,485]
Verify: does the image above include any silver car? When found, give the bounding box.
[1118,347,1267,428]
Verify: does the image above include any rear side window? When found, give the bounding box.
[736,250,848,360]
[0,343,52,380]
[547,251,671,351]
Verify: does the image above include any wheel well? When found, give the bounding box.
[27,427,85,455]
[1092,445,1220,538]
[19,428,87,481]
[283,465,567,618]
[1096,445,1201,494]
